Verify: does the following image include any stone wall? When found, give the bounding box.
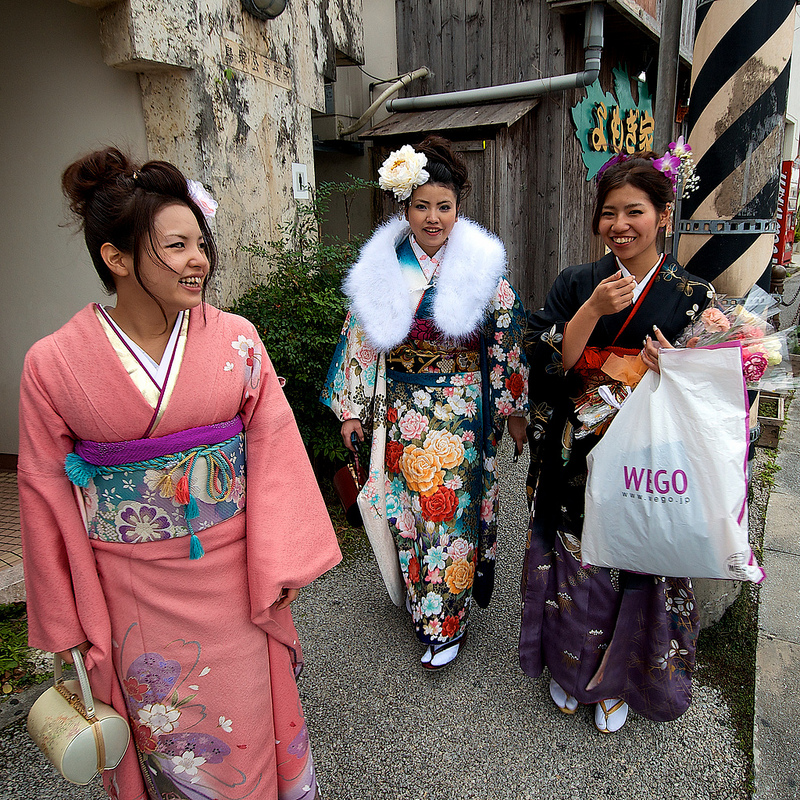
[72,0,364,305]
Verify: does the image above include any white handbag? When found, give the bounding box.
[27,648,131,785]
[582,344,765,583]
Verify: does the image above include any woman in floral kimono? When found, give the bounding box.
[18,148,341,799]
[519,152,714,732]
[322,137,528,670]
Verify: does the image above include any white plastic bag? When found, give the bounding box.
[582,343,764,583]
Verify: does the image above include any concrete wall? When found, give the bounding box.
[0,0,148,454]
[314,0,399,242]
[91,0,364,305]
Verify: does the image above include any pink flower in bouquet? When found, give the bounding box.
[741,324,765,339]
[701,307,731,333]
[742,350,769,383]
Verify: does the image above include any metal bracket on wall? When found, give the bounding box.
[677,219,779,235]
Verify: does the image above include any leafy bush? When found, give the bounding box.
[0,603,45,693]
[229,178,375,465]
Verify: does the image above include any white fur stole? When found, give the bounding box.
[343,216,507,352]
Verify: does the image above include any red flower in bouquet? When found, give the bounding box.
[742,350,769,382]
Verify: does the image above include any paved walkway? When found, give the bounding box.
[753,271,800,799]
[0,446,752,800]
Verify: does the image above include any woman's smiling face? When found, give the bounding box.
[597,183,670,271]
[129,203,210,314]
[406,182,458,257]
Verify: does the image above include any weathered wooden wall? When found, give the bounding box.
[392,1,657,311]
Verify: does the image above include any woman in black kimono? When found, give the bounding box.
[519,152,714,733]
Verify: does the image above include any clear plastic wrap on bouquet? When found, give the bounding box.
[675,285,797,392]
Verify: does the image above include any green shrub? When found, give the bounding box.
[229,178,375,465]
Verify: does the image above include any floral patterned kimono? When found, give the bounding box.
[322,216,528,646]
[520,252,713,720]
[18,304,341,800]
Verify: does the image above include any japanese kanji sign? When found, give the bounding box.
[571,66,654,181]
[220,37,292,90]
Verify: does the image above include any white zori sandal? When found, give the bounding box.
[595,698,629,733]
[549,678,578,714]
[420,630,468,670]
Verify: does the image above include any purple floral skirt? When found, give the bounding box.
[519,516,698,721]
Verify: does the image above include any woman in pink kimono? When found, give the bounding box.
[18,147,341,800]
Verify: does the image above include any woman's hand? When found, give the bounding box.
[641,325,673,373]
[506,415,528,456]
[56,640,90,665]
[587,271,637,317]
[563,272,637,370]
[272,588,300,610]
[341,419,363,452]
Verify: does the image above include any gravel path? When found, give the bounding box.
[0,440,749,799]
[293,440,748,800]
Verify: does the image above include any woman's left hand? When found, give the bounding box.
[506,415,528,456]
[641,326,673,374]
[272,588,300,610]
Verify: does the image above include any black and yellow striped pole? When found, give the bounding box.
[677,0,795,296]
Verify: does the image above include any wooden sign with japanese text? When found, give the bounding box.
[571,66,654,181]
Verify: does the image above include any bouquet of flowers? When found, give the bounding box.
[675,285,794,392]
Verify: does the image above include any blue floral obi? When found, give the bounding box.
[65,417,246,559]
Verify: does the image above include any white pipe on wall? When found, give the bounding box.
[339,67,431,136]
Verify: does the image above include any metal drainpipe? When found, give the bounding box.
[386,4,603,113]
[339,67,431,137]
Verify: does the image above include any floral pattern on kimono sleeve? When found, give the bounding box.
[467,278,529,600]
[485,278,529,431]
[320,311,379,427]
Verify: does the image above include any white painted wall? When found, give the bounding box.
[0,0,148,453]
[783,7,800,162]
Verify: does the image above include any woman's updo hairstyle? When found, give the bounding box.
[413,135,471,206]
[591,150,674,235]
[61,146,218,298]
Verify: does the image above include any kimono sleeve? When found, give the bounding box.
[523,270,584,505]
[485,277,529,432]
[319,311,378,427]
[17,345,110,654]
[239,322,342,625]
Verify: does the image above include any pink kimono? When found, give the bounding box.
[18,304,341,800]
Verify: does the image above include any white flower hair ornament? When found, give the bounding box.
[187,179,218,219]
[378,145,430,201]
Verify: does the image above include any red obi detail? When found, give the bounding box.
[573,345,639,377]
[408,316,480,347]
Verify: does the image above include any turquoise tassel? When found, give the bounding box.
[64,453,100,487]
[185,495,199,520]
[189,533,205,560]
